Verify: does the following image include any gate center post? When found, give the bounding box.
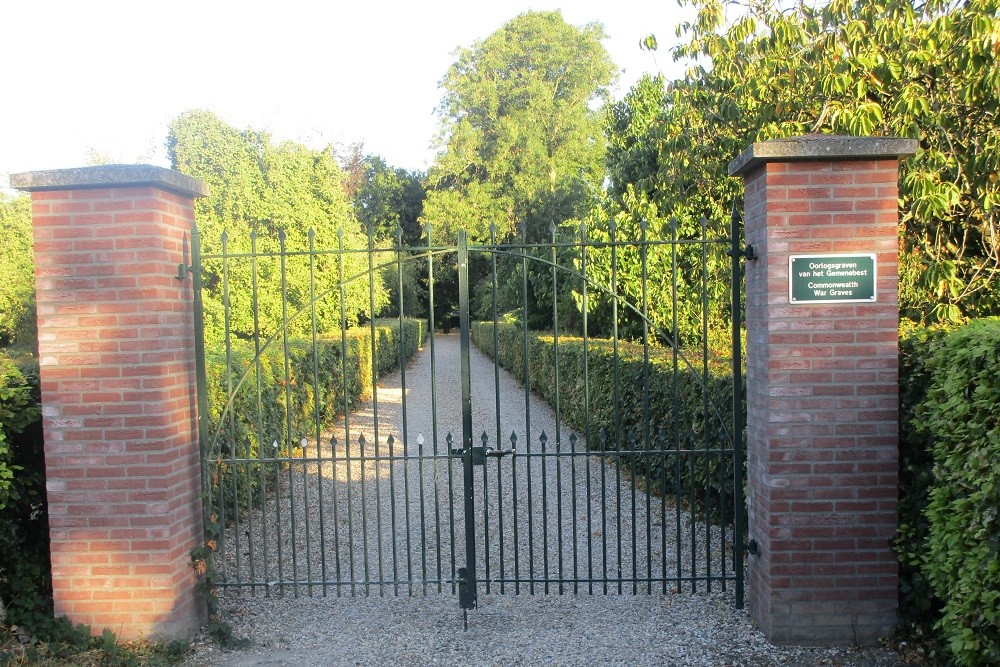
[457,230,478,613]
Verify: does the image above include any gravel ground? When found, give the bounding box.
[184,334,904,667]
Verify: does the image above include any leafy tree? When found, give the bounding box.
[353,155,428,317]
[426,10,616,243]
[0,195,36,348]
[355,155,426,245]
[612,0,1000,325]
[426,10,616,329]
[167,110,386,344]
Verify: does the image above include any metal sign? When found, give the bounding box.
[789,254,876,304]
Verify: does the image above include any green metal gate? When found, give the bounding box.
[189,212,749,616]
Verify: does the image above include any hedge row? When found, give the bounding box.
[471,321,740,524]
[898,318,1000,666]
[204,318,426,515]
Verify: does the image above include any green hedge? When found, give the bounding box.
[204,318,425,516]
[471,321,740,524]
[898,318,1000,666]
[0,352,51,631]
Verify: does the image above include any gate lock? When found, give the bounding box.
[450,445,515,466]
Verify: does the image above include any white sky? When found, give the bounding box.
[1,0,691,190]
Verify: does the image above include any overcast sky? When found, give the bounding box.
[0,0,693,190]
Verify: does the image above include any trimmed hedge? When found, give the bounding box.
[471,321,740,524]
[900,318,1000,666]
[204,318,426,515]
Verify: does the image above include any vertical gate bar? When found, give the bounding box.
[366,225,384,596]
[480,430,491,594]
[731,205,746,608]
[250,231,266,595]
[518,222,535,594]
[701,218,711,592]
[640,219,652,594]
[220,232,234,583]
[609,219,623,595]
[278,229,298,595]
[337,228,356,596]
[298,236,313,596]
[190,224,213,584]
[659,426,668,594]
[330,431,343,595]
[309,229,327,595]
[425,223,442,593]
[395,226,407,596]
[671,220,682,593]
[457,230,478,611]
[490,224,505,594]
[417,430,428,594]
[550,223,563,595]
[580,221,593,595]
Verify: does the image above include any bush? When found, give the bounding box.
[896,323,951,659]
[471,321,740,524]
[907,318,1000,666]
[0,352,51,632]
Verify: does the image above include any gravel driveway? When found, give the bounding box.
[183,334,903,666]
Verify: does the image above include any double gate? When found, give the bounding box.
[192,214,748,616]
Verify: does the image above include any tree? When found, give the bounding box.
[167,110,386,343]
[613,0,1000,324]
[0,195,35,349]
[353,155,428,317]
[426,10,616,243]
[425,10,616,330]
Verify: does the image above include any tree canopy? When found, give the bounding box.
[608,0,1000,324]
[425,10,616,243]
[167,110,386,343]
[0,195,35,348]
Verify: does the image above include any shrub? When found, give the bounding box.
[471,321,740,524]
[0,352,51,631]
[909,318,1000,666]
[895,323,951,659]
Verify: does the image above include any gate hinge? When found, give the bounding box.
[726,245,757,261]
[176,263,191,280]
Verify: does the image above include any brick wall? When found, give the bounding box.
[731,137,916,644]
[13,166,208,639]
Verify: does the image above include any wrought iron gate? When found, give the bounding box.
[190,212,748,615]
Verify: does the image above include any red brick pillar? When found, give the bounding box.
[11,166,209,640]
[729,136,917,644]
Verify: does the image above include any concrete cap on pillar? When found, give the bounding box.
[727,134,918,177]
[10,164,209,199]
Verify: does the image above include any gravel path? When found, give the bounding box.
[184,335,903,666]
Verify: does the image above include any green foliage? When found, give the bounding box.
[0,196,36,349]
[427,10,615,244]
[0,353,51,636]
[908,318,1000,666]
[613,0,1000,324]
[1,617,189,666]
[168,110,386,343]
[471,321,739,524]
[895,324,950,660]
[354,155,425,246]
[0,357,39,514]
[203,319,426,519]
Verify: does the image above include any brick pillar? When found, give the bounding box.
[11,165,209,640]
[728,136,917,644]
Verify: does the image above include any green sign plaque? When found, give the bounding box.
[789,254,877,304]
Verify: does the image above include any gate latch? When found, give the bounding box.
[450,445,515,466]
